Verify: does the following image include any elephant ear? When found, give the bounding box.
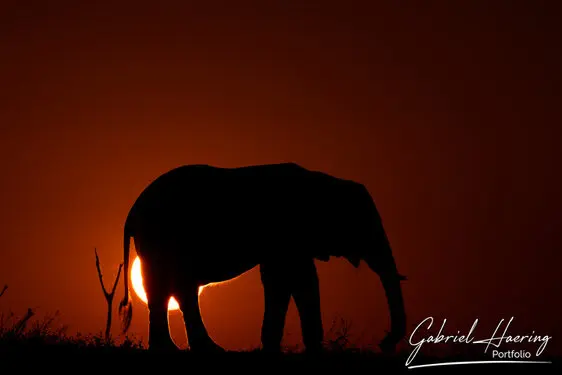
[344,254,361,268]
[314,254,330,262]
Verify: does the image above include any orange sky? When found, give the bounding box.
[1,1,561,354]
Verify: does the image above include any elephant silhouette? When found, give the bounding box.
[118,163,407,353]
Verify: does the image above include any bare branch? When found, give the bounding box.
[95,248,109,298]
[94,248,124,342]
[0,284,7,298]
[111,263,123,296]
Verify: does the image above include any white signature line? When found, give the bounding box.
[408,360,553,369]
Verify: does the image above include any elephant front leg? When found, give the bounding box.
[177,285,224,353]
[260,262,292,353]
[291,258,324,353]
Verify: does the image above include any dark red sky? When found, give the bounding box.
[1,1,561,354]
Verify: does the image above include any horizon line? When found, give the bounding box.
[407,360,553,369]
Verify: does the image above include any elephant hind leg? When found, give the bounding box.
[141,255,178,351]
[291,259,324,353]
[176,285,224,352]
[147,296,178,351]
[260,262,292,352]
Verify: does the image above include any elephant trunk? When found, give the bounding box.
[333,182,407,352]
[365,239,407,353]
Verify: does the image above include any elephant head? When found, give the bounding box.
[319,180,407,353]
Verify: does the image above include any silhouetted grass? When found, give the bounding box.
[0,308,144,354]
[0,308,559,374]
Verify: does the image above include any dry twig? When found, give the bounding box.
[95,248,123,342]
[0,284,7,298]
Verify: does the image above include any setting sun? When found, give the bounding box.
[131,256,204,311]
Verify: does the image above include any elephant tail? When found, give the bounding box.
[118,224,133,334]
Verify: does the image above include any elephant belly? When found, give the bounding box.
[173,248,260,285]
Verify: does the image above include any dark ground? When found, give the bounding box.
[0,309,559,374]
[0,345,559,374]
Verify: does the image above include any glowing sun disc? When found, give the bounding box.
[131,256,204,311]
